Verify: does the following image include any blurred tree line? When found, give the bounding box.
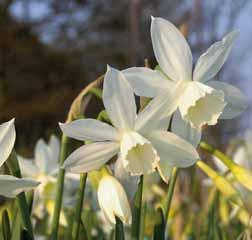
[0,0,249,152]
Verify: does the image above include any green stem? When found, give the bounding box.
[7,151,34,239]
[72,173,88,240]
[131,175,144,240]
[164,168,178,225]
[115,217,125,240]
[50,134,70,240]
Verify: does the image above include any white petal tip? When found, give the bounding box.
[151,16,155,21]
[106,64,112,71]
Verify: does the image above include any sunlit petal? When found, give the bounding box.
[151,17,192,82]
[60,119,119,142]
[122,67,174,97]
[207,81,247,119]
[114,154,138,200]
[171,110,201,147]
[147,130,199,183]
[194,31,239,83]
[63,142,119,173]
[135,81,186,134]
[0,119,16,168]
[103,66,137,131]
[0,175,39,198]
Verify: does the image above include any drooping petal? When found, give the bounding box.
[151,17,193,82]
[135,81,186,134]
[35,139,51,174]
[122,67,174,97]
[207,81,247,119]
[120,131,159,175]
[0,175,39,198]
[179,81,226,129]
[18,155,39,177]
[63,142,119,173]
[193,30,239,83]
[147,130,199,183]
[59,119,119,142]
[171,110,201,147]
[103,66,137,131]
[0,119,16,168]
[114,154,138,200]
[97,175,132,225]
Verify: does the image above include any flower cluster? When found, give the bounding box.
[0,16,248,239]
[60,17,246,226]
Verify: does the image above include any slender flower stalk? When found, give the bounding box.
[164,168,178,224]
[6,151,34,239]
[115,217,125,240]
[200,141,252,191]
[50,134,70,239]
[71,173,88,240]
[131,175,144,240]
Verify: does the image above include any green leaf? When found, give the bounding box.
[2,210,11,240]
[131,175,144,240]
[153,208,165,240]
[115,217,125,240]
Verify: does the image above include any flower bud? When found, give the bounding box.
[97,175,132,225]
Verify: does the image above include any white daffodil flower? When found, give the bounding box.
[97,175,132,225]
[0,119,39,198]
[123,17,247,129]
[18,135,72,226]
[18,135,60,196]
[61,66,199,182]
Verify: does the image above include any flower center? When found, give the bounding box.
[179,81,226,128]
[120,131,159,175]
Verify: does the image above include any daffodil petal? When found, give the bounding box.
[0,175,39,198]
[122,67,174,97]
[48,135,60,165]
[147,130,199,182]
[114,154,138,200]
[193,30,239,83]
[0,119,16,168]
[151,17,192,82]
[60,119,119,142]
[97,175,132,225]
[171,110,201,147]
[35,139,51,174]
[207,81,247,119]
[103,66,137,131]
[63,142,119,173]
[135,81,186,134]
[18,155,39,177]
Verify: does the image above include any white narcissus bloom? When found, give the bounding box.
[97,175,131,225]
[0,119,39,198]
[61,66,199,182]
[123,17,247,129]
[18,135,73,226]
[18,135,60,196]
